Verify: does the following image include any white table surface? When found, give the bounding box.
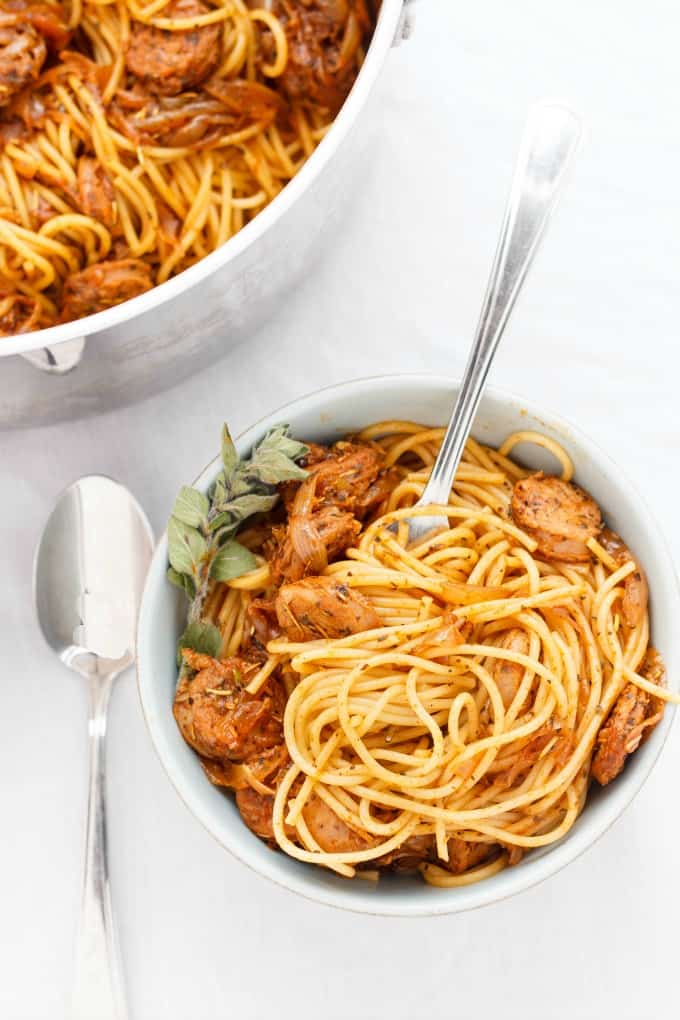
[3,2,680,1018]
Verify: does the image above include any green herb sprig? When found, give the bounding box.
[167,423,309,658]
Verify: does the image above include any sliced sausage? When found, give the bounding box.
[275,575,380,642]
[511,472,602,562]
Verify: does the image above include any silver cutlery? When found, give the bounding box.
[401,102,582,544]
[35,476,154,1020]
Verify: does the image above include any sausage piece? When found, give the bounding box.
[598,527,649,628]
[236,787,278,841]
[301,792,370,853]
[0,292,48,336]
[0,23,46,107]
[511,472,602,562]
[76,157,117,229]
[275,575,380,641]
[591,649,665,786]
[267,505,361,585]
[270,0,373,112]
[173,650,285,762]
[374,834,435,872]
[445,837,497,874]
[266,441,385,585]
[126,0,222,96]
[492,628,530,708]
[60,258,153,321]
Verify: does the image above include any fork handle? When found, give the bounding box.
[71,673,128,1020]
[420,102,582,507]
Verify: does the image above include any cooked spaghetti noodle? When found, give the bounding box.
[0,0,376,334]
[176,422,675,886]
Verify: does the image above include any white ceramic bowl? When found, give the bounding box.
[137,375,678,916]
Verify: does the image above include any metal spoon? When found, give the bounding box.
[35,476,154,1020]
[402,102,582,544]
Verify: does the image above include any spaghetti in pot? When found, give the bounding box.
[0,0,376,335]
[175,422,676,886]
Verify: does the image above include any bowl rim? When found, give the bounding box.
[136,372,679,916]
[0,1,404,359]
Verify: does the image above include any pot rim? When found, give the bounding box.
[1,0,404,359]
[136,372,679,917]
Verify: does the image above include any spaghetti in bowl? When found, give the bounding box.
[137,376,679,915]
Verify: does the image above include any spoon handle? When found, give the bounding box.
[419,102,582,507]
[71,674,128,1020]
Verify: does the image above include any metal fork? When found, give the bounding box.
[401,102,582,545]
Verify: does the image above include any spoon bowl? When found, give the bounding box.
[35,475,152,673]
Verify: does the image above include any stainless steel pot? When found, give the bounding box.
[0,1,413,428]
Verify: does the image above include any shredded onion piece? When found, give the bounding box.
[289,514,328,574]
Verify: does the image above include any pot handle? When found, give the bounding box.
[393,0,417,45]
[20,335,86,375]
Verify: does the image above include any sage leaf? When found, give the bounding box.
[249,425,309,484]
[167,567,195,599]
[167,566,185,590]
[210,538,257,581]
[259,425,309,464]
[177,620,222,664]
[171,485,209,528]
[226,471,253,498]
[211,475,227,505]
[167,420,309,625]
[251,449,308,484]
[206,510,239,536]
[168,516,207,576]
[221,424,238,476]
[229,491,279,519]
